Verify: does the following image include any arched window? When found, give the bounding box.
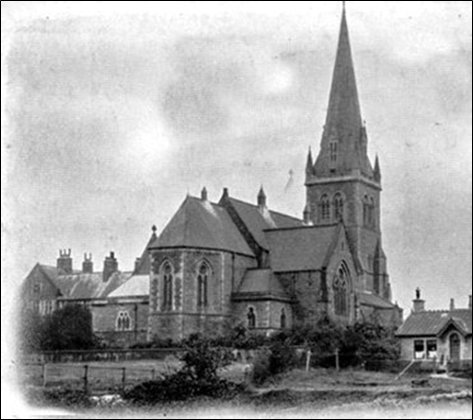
[329,140,338,163]
[116,311,132,331]
[280,308,287,329]
[333,263,350,316]
[369,197,375,227]
[197,262,210,307]
[363,195,370,226]
[333,193,344,221]
[320,194,331,222]
[247,307,256,329]
[162,262,174,311]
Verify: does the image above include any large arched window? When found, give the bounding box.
[197,261,210,307]
[320,194,331,222]
[333,193,344,221]
[247,307,256,329]
[162,261,174,311]
[333,262,350,316]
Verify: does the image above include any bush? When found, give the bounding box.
[40,304,97,350]
[27,387,91,408]
[123,338,238,404]
[252,343,298,385]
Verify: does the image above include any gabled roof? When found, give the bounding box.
[233,269,291,301]
[358,292,397,310]
[149,196,255,257]
[396,309,472,337]
[225,197,302,250]
[54,271,131,300]
[108,274,149,298]
[265,224,341,272]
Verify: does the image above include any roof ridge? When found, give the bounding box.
[228,196,300,221]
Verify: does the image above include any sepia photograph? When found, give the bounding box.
[1,1,472,418]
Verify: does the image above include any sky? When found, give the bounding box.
[1,1,472,321]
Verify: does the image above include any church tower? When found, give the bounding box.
[305,4,391,300]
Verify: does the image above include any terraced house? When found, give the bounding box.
[21,6,403,346]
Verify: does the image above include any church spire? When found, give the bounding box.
[305,147,313,176]
[312,4,373,179]
[374,155,381,183]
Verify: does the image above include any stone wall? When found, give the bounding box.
[91,299,149,347]
[148,248,256,341]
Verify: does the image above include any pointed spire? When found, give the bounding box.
[305,147,313,175]
[201,186,208,201]
[257,186,267,208]
[312,4,373,179]
[374,155,381,182]
[151,224,157,237]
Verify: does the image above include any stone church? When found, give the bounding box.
[21,6,403,346]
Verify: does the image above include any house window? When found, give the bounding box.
[333,263,350,316]
[197,262,210,307]
[280,308,287,329]
[320,195,331,222]
[414,340,425,359]
[33,283,41,295]
[369,197,375,227]
[247,307,256,329]
[116,311,132,331]
[427,340,438,360]
[333,193,344,221]
[162,262,174,311]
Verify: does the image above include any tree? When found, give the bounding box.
[40,304,97,350]
[19,307,44,352]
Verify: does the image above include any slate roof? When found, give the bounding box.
[358,292,397,310]
[149,196,254,257]
[233,269,291,301]
[226,197,302,250]
[396,309,472,337]
[108,274,149,298]
[53,271,131,300]
[265,224,340,272]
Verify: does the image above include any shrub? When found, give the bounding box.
[252,343,298,385]
[40,304,97,350]
[27,386,91,408]
[123,338,237,404]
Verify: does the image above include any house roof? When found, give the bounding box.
[108,274,149,298]
[54,271,131,300]
[358,292,397,310]
[149,196,255,257]
[226,197,302,250]
[265,224,340,272]
[396,309,472,337]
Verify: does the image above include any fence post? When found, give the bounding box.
[305,349,312,372]
[83,365,89,393]
[335,348,340,372]
[121,367,126,391]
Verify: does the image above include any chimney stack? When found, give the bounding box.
[412,288,425,313]
[82,253,93,273]
[57,249,73,274]
[450,298,455,311]
[103,251,118,282]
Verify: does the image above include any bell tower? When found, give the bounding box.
[305,4,391,299]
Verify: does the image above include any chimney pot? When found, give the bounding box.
[412,288,425,313]
[201,187,208,201]
[57,248,73,274]
[450,298,455,311]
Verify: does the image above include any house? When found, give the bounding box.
[396,289,472,369]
